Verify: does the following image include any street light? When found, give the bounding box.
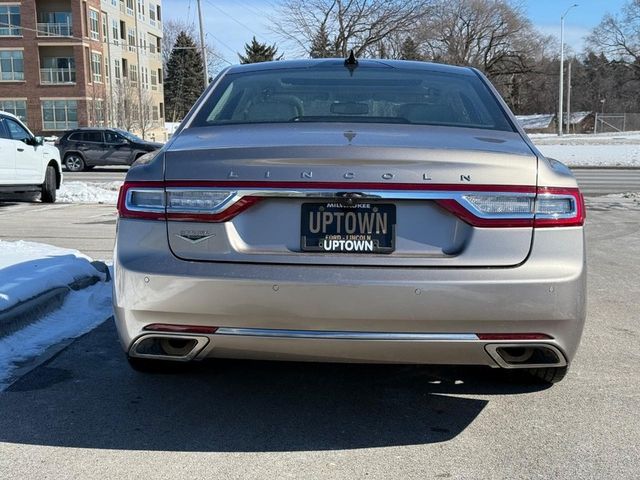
[558,4,578,136]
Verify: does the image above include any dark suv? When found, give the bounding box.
[57,128,163,172]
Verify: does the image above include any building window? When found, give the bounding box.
[159,102,164,118]
[129,64,138,82]
[158,68,162,84]
[92,99,104,126]
[122,58,128,77]
[91,52,102,82]
[42,100,78,130]
[104,56,109,79]
[0,99,26,121]
[101,13,108,42]
[114,59,121,79]
[141,66,148,89]
[37,12,72,37]
[150,69,157,90]
[149,4,156,25]
[89,10,100,40]
[152,105,159,121]
[128,28,136,52]
[0,5,21,36]
[112,19,119,42]
[82,2,88,36]
[0,50,24,81]
[126,0,134,16]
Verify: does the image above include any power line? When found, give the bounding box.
[0,20,231,65]
[232,0,274,20]
[203,0,269,44]
[205,32,237,57]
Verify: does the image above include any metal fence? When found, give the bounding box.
[594,113,640,133]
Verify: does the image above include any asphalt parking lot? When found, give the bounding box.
[0,196,638,478]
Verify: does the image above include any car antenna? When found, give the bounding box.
[344,50,359,74]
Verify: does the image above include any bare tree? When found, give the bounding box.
[112,78,139,133]
[271,0,432,58]
[417,0,543,77]
[588,1,640,69]
[136,88,157,140]
[162,19,226,77]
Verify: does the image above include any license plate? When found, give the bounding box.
[301,202,396,253]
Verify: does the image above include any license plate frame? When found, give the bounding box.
[300,202,396,254]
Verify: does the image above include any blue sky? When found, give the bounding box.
[163,0,628,66]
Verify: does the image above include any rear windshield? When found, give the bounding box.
[190,66,514,132]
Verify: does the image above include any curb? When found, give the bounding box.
[0,261,110,339]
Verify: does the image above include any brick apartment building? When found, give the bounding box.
[0,0,164,139]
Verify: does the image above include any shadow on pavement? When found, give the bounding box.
[0,321,548,452]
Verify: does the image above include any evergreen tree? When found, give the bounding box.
[310,24,333,58]
[164,31,205,122]
[239,36,282,64]
[400,37,422,61]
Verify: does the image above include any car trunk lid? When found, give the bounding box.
[163,123,538,267]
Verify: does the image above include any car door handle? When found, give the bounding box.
[17,147,24,152]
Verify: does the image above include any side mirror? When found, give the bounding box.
[34,136,44,146]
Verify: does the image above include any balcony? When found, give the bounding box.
[36,0,73,37]
[37,22,72,37]
[40,67,76,85]
[40,47,76,85]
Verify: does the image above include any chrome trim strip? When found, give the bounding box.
[125,187,578,222]
[215,328,479,341]
[163,188,540,220]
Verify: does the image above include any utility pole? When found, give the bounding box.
[566,60,572,134]
[558,4,578,136]
[197,0,209,86]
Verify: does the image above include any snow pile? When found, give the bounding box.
[529,131,640,167]
[531,131,640,145]
[535,144,640,167]
[604,192,640,201]
[57,181,121,204]
[0,240,104,312]
[0,280,112,390]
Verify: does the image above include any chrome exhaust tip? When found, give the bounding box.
[129,334,209,362]
[485,343,567,369]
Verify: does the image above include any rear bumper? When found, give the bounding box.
[113,220,586,366]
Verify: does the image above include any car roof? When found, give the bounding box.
[224,58,476,76]
[0,110,34,135]
[67,127,113,131]
[0,110,23,122]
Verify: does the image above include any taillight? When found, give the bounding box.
[436,187,585,228]
[533,187,585,227]
[117,181,261,222]
[117,181,166,220]
[117,181,585,227]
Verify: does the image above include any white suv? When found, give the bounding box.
[0,111,62,202]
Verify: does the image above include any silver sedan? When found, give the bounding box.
[113,58,586,384]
